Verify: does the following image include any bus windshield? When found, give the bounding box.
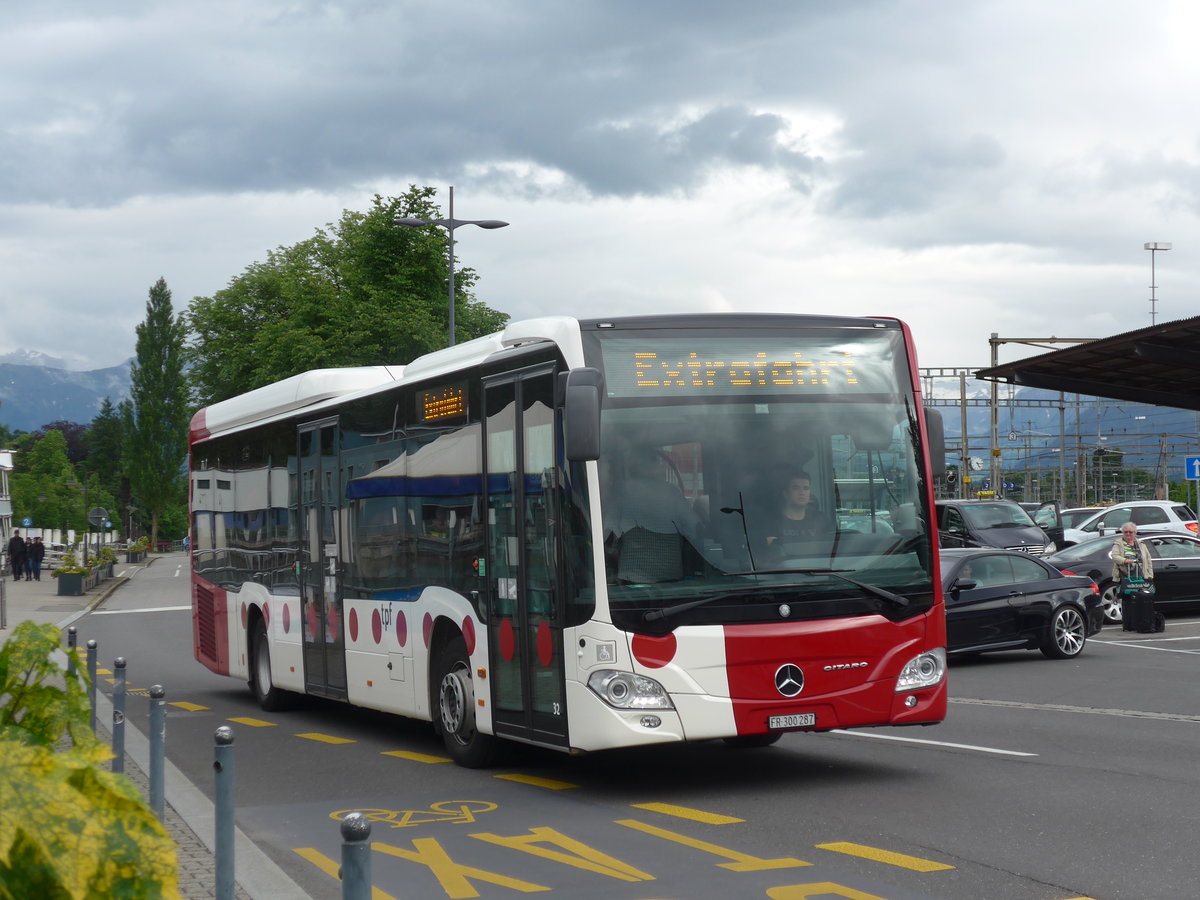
[585,326,935,631]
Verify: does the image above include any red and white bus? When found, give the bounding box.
[189,314,947,766]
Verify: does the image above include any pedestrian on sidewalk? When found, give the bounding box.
[29,536,45,581]
[7,529,27,580]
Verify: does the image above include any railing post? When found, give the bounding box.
[87,640,98,734]
[148,685,166,821]
[214,726,236,900]
[340,812,372,900]
[112,657,126,774]
[67,626,77,677]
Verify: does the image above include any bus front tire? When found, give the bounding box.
[435,636,499,767]
[723,733,783,749]
[250,620,290,712]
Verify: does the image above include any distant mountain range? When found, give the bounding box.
[0,351,132,432]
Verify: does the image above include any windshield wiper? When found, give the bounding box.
[642,568,910,623]
[727,567,910,609]
[642,584,785,623]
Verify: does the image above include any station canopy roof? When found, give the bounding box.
[975,315,1200,411]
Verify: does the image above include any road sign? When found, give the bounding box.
[21,517,32,527]
[88,506,109,527]
[1187,457,1200,481]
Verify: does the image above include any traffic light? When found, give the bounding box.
[945,469,957,485]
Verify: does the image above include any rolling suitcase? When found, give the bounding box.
[1121,561,1162,633]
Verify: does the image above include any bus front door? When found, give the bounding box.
[484,367,568,750]
[298,419,348,700]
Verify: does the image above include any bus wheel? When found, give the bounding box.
[250,620,289,712]
[723,733,783,749]
[436,636,499,767]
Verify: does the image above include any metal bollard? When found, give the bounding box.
[87,640,98,734]
[112,657,127,774]
[67,626,77,677]
[214,726,236,900]
[340,813,372,900]
[148,685,166,821]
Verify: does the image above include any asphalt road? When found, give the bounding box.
[79,558,1200,900]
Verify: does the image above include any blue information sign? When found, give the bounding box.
[1186,457,1200,481]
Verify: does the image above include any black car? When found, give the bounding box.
[940,547,1102,659]
[1044,532,1200,625]
[936,499,1057,554]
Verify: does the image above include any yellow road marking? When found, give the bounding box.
[630,802,743,825]
[170,701,209,711]
[382,749,452,764]
[616,819,809,871]
[227,716,276,727]
[293,847,400,899]
[297,732,355,744]
[816,842,954,872]
[494,774,578,790]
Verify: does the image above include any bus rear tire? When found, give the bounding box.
[250,620,290,712]
[436,636,500,767]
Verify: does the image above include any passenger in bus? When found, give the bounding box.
[764,471,833,558]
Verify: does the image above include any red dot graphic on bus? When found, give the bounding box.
[396,611,408,647]
[463,617,476,656]
[282,604,291,634]
[348,608,359,643]
[326,606,339,643]
[371,608,382,645]
[240,602,247,628]
[422,613,433,648]
[305,601,318,637]
[631,632,677,669]
[537,621,553,667]
[499,618,516,662]
[262,602,270,627]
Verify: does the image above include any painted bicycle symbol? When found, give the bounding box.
[330,800,498,829]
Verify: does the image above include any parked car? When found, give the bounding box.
[1061,500,1199,547]
[1059,506,1108,532]
[935,499,1056,555]
[940,547,1102,658]
[1045,531,1200,624]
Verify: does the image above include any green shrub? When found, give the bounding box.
[0,621,181,899]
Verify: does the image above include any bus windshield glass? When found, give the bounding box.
[585,325,934,631]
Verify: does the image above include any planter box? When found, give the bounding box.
[57,573,85,596]
[126,551,144,564]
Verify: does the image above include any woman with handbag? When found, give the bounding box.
[1110,523,1158,632]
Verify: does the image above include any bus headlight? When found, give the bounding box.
[587,670,675,710]
[895,648,946,691]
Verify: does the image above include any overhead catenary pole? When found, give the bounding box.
[1145,242,1171,326]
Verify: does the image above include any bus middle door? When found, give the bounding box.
[298,418,348,700]
[484,367,568,750]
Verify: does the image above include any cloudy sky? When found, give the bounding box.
[2,1,1198,375]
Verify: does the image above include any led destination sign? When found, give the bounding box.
[418,383,468,423]
[600,335,899,398]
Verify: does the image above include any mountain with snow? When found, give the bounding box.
[0,356,132,432]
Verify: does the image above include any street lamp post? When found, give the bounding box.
[394,186,509,347]
[1145,241,1172,325]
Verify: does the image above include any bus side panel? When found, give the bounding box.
[192,574,231,676]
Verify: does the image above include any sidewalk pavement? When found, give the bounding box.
[0,558,293,900]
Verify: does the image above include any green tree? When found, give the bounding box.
[125,278,189,551]
[186,187,510,405]
[83,398,131,529]
[0,622,182,898]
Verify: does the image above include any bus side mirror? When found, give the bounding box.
[563,367,602,461]
[924,408,946,477]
